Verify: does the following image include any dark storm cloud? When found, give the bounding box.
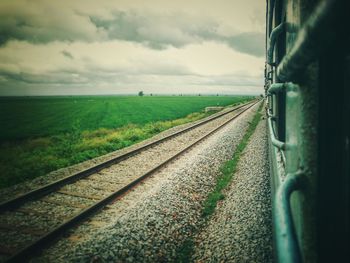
[0,1,104,46]
[61,50,74,59]
[0,16,93,45]
[0,70,86,84]
[0,7,218,48]
[89,11,219,50]
[0,1,263,58]
[226,32,265,57]
[89,11,264,57]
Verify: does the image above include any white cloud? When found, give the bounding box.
[0,0,266,95]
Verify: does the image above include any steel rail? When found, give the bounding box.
[0,99,257,212]
[5,100,261,262]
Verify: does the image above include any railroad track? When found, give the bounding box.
[0,99,260,262]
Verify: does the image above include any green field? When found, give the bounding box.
[0,95,253,188]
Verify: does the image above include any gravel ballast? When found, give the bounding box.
[192,114,273,262]
[0,105,254,256]
[33,103,262,262]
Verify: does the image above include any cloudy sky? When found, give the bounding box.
[0,0,266,96]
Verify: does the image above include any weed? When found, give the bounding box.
[175,238,195,263]
[174,102,263,261]
[202,103,263,218]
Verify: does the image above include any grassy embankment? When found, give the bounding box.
[0,95,253,188]
[176,101,263,262]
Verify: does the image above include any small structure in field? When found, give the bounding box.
[205,106,224,113]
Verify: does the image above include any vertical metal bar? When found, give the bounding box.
[267,22,285,65]
[267,81,302,262]
[268,116,286,150]
[274,171,304,263]
[268,0,276,36]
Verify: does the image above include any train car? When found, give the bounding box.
[265,0,349,262]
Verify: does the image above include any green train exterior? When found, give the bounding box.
[265,0,349,262]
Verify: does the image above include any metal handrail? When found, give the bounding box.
[267,109,286,165]
[268,82,299,96]
[267,22,285,65]
[274,171,304,263]
[268,83,285,94]
[267,81,303,262]
[268,116,286,150]
[267,0,276,36]
[267,109,277,121]
[267,82,286,150]
[267,70,273,81]
[277,0,342,81]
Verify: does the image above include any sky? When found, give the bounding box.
[0,0,266,96]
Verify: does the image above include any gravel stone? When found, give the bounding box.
[192,112,273,262]
[32,103,261,263]
[0,104,254,262]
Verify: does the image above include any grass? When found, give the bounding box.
[0,96,252,140]
[202,102,263,217]
[175,238,195,263]
[175,102,263,261]
[0,95,254,189]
